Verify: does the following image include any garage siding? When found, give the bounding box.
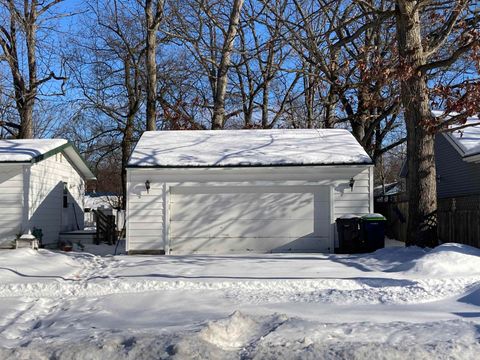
[0,165,25,247]
[126,166,373,253]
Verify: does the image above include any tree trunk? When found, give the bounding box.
[121,118,134,210]
[211,0,244,129]
[351,118,366,144]
[121,56,139,210]
[324,85,336,129]
[396,0,437,246]
[145,0,163,131]
[18,103,34,139]
[21,12,37,139]
[305,75,314,129]
[261,83,270,128]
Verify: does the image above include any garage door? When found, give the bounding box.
[168,185,331,254]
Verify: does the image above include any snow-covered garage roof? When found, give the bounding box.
[432,111,480,163]
[128,129,372,168]
[0,139,96,179]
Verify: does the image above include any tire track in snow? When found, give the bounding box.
[0,276,479,305]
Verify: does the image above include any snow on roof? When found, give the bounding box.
[374,182,403,197]
[0,138,96,180]
[432,110,480,160]
[85,194,121,209]
[0,139,68,162]
[128,129,372,167]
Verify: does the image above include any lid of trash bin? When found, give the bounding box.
[338,214,360,219]
[361,213,386,220]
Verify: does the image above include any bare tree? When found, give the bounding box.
[171,0,245,129]
[139,0,164,131]
[211,0,244,129]
[231,0,300,129]
[265,0,403,158]
[68,0,144,209]
[0,0,67,138]
[394,0,479,245]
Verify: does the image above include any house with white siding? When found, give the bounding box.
[126,129,373,255]
[0,139,96,248]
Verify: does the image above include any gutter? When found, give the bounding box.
[126,161,374,169]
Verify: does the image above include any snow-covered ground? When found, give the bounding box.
[0,243,479,359]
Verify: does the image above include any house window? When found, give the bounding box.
[63,182,68,208]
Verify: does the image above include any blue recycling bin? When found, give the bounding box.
[361,214,387,252]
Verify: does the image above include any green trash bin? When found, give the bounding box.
[361,213,387,252]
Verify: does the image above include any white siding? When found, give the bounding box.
[127,165,373,254]
[333,167,372,218]
[0,165,25,247]
[332,167,373,248]
[28,152,85,244]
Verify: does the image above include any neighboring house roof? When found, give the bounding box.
[400,111,480,178]
[432,110,480,163]
[0,139,96,180]
[128,129,373,168]
[84,192,121,209]
[374,182,402,197]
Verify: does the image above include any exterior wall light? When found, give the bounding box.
[349,177,355,191]
[145,180,151,193]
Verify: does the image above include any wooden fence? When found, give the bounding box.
[437,196,480,248]
[374,195,480,248]
[374,196,408,243]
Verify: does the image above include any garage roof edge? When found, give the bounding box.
[126,161,373,169]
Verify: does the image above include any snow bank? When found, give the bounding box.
[0,249,81,283]
[342,246,428,272]
[2,315,479,360]
[403,243,480,277]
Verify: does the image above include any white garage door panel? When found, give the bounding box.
[169,185,331,254]
[171,219,315,238]
[170,236,327,253]
[171,194,318,221]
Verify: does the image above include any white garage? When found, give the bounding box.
[126,129,373,255]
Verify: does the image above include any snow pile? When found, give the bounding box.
[342,246,428,272]
[403,243,480,277]
[0,249,81,283]
[128,128,372,167]
[198,311,287,350]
